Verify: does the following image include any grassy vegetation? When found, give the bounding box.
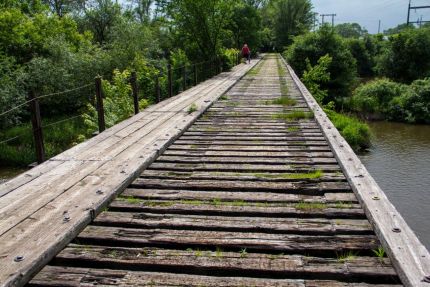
[266,97,297,106]
[295,202,327,210]
[287,126,300,132]
[336,251,358,263]
[325,109,371,151]
[0,116,90,167]
[219,95,229,101]
[372,246,386,259]
[247,62,263,76]
[272,111,314,121]
[188,103,198,114]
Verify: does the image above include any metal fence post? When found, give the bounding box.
[193,64,197,86]
[182,66,187,91]
[130,71,139,115]
[95,76,106,133]
[155,75,161,103]
[167,64,173,98]
[28,91,45,164]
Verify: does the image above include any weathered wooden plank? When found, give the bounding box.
[121,188,358,203]
[173,140,329,146]
[131,178,351,194]
[109,200,365,219]
[162,150,334,158]
[148,162,341,172]
[157,155,338,164]
[283,57,430,286]
[45,245,398,283]
[76,226,379,254]
[94,211,372,235]
[168,144,331,152]
[29,266,403,287]
[140,170,346,182]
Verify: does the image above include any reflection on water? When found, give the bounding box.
[359,122,430,250]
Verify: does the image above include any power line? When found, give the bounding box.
[407,0,430,26]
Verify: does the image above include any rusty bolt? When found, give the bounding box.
[14,256,24,262]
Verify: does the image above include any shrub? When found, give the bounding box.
[285,25,357,101]
[376,27,430,83]
[301,54,332,104]
[325,109,371,151]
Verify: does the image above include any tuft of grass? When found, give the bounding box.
[267,97,296,107]
[219,95,229,100]
[239,248,248,258]
[287,126,300,132]
[272,111,314,121]
[188,103,198,114]
[336,251,358,263]
[295,202,327,210]
[215,247,223,258]
[335,201,353,209]
[123,196,141,204]
[372,246,386,259]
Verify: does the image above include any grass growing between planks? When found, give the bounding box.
[188,103,198,114]
[272,111,314,121]
[266,97,297,107]
[295,202,327,210]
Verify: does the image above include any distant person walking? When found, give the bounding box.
[241,44,251,64]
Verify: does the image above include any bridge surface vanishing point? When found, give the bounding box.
[1,55,429,287]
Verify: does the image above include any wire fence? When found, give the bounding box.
[0,53,242,165]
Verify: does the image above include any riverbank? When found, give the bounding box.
[359,121,430,249]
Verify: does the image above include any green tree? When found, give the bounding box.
[384,23,412,35]
[164,0,235,60]
[270,0,313,49]
[285,25,357,102]
[335,23,367,38]
[229,2,261,49]
[376,27,430,83]
[301,54,332,104]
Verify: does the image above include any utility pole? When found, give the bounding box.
[407,0,430,26]
[321,14,336,27]
[378,20,381,33]
[313,12,319,31]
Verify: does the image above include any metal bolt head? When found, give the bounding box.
[14,256,24,262]
[392,227,401,233]
[120,170,126,174]
[372,196,380,201]
[423,275,430,283]
[96,189,103,195]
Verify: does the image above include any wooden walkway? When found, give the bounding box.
[1,55,429,286]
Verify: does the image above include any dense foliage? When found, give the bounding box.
[351,78,430,124]
[285,25,357,102]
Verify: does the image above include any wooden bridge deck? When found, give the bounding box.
[1,55,429,286]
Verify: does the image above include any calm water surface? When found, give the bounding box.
[359,122,430,250]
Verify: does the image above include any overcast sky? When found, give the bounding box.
[312,0,430,33]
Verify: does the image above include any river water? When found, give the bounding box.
[359,122,430,250]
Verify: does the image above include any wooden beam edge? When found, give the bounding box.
[280,55,430,287]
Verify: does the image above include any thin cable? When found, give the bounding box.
[41,113,85,129]
[0,83,93,119]
[0,135,21,145]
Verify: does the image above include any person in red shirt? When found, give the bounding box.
[241,44,251,64]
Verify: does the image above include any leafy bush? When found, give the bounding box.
[325,109,371,151]
[376,27,430,83]
[350,78,430,123]
[285,25,357,101]
[301,54,332,104]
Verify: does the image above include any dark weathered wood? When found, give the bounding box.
[94,76,106,132]
[130,71,139,115]
[76,225,379,255]
[29,266,402,287]
[94,211,372,235]
[109,199,365,219]
[131,178,351,194]
[28,90,45,164]
[121,188,357,203]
